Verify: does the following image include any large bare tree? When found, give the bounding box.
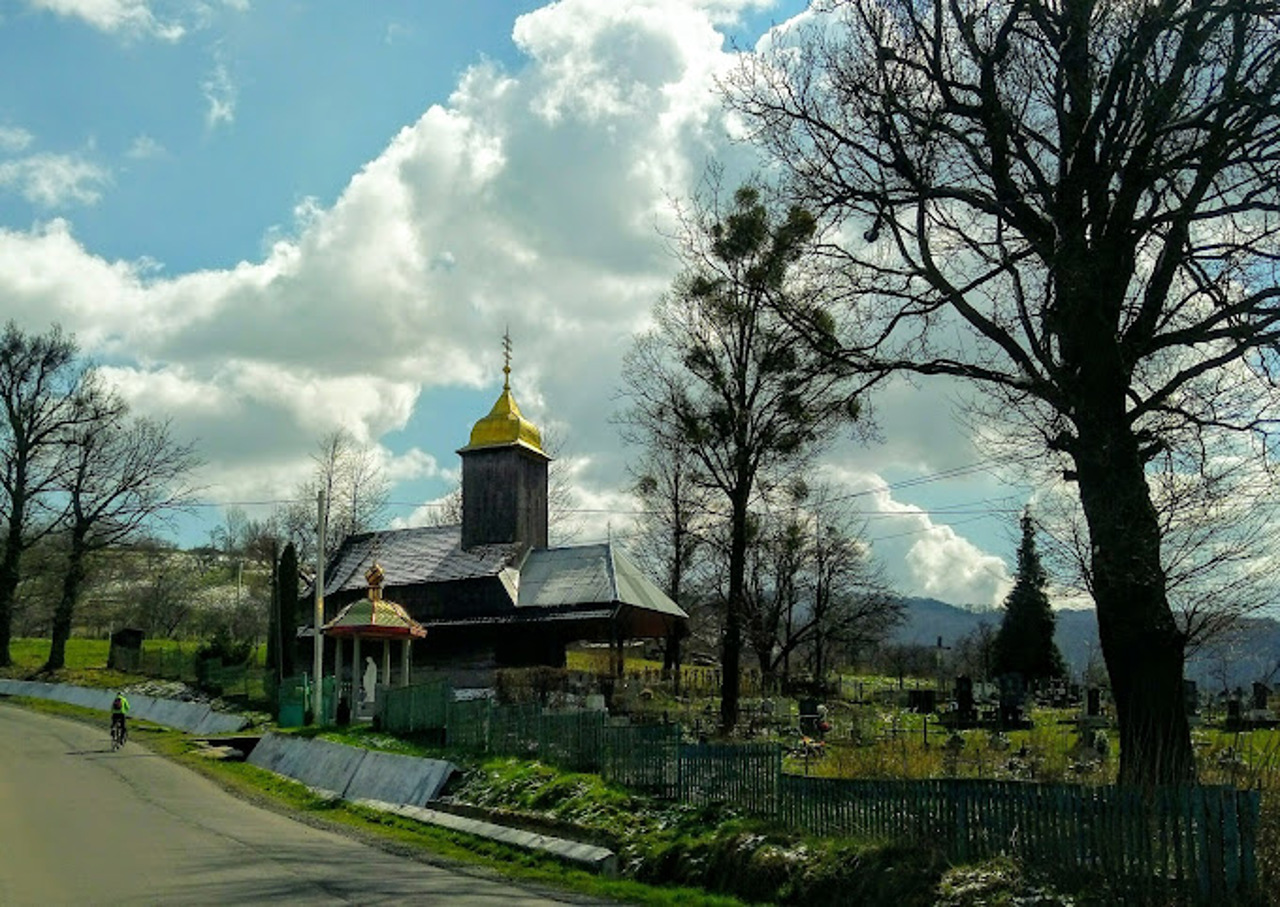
[43,388,198,672]
[0,322,95,667]
[726,0,1280,783]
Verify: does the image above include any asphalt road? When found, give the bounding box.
[0,704,587,906]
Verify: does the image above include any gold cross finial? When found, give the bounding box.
[502,329,512,391]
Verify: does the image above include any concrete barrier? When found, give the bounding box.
[246,734,370,797]
[192,710,249,735]
[243,732,290,774]
[344,749,456,806]
[247,734,457,806]
[0,679,248,734]
[352,800,618,876]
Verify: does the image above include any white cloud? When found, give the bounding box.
[814,463,1015,607]
[202,59,236,129]
[25,0,184,41]
[0,1,1017,603]
[0,126,34,153]
[126,134,166,159]
[0,153,111,207]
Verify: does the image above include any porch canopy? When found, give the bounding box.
[322,563,425,706]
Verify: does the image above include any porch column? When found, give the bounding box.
[353,634,362,710]
[334,634,343,707]
[382,639,391,686]
[401,640,411,687]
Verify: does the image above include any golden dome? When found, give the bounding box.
[460,334,547,455]
[464,386,545,453]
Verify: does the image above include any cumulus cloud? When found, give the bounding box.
[0,126,34,153]
[25,0,184,41]
[202,59,236,129]
[126,135,166,159]
[0,153,111,207]
[0,0,1013,602]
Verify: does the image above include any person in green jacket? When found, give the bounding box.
[110,691,130,747]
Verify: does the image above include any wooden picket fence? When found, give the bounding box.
[776,775,1259,901]
[377,683,1260,899]
[679,742,780,816]
[602,723,680,796]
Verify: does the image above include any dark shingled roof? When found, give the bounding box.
[321,525,519,598]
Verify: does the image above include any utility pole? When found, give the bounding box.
[313,489,326,723]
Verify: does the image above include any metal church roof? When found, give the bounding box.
[517,544,688,619]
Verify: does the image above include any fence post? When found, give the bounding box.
[1240,789,1259,897]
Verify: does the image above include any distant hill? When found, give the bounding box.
[892,597,1280,690]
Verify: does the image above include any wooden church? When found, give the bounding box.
[314,351,688,688]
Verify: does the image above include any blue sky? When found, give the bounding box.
[0,0,1033,607]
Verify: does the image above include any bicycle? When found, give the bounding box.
[111,717,127,750]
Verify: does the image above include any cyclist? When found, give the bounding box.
[110,691,130,747]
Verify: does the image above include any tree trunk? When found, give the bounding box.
[0,483,28,668]
[720,493,747,734]
[1074,417,1193,785]
[44,532,88,673]
[0,538,20,668]
[663,632,681,694]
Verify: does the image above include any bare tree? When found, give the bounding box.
[281,429,389,562]
[726,0,1280,785]
[0,322,96,666]
[43,387,199,672]
[620,183,864,732]
[621,415,712,679]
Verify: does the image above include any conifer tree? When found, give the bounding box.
[993,512,1065,684]
[277,542,300,678]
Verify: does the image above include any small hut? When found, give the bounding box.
[322,562,425,719]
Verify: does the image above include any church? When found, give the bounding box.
[313,350,688,689]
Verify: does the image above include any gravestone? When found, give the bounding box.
[1227,697,1243,729]
[907,689,937,713]
[998,673,1027,728]
[1252,682,1269,712]
[955,676,976,725]
[107,628,144,671]
[799,697,820,736]
[1086,688,1101,718]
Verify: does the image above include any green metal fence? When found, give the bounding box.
[380,680,450,733]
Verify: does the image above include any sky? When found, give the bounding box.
[0,0,1030,608]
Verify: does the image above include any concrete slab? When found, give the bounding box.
[352,799,618,876]
[138,698,212,732]
[343,751,457,806]
[0,680,49,698]
[246,733,290,774]
[262,736,369,797]
[192,710,249,735]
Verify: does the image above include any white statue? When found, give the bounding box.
[362,656,377,706]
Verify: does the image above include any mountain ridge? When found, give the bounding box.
[892,597,1280,691]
